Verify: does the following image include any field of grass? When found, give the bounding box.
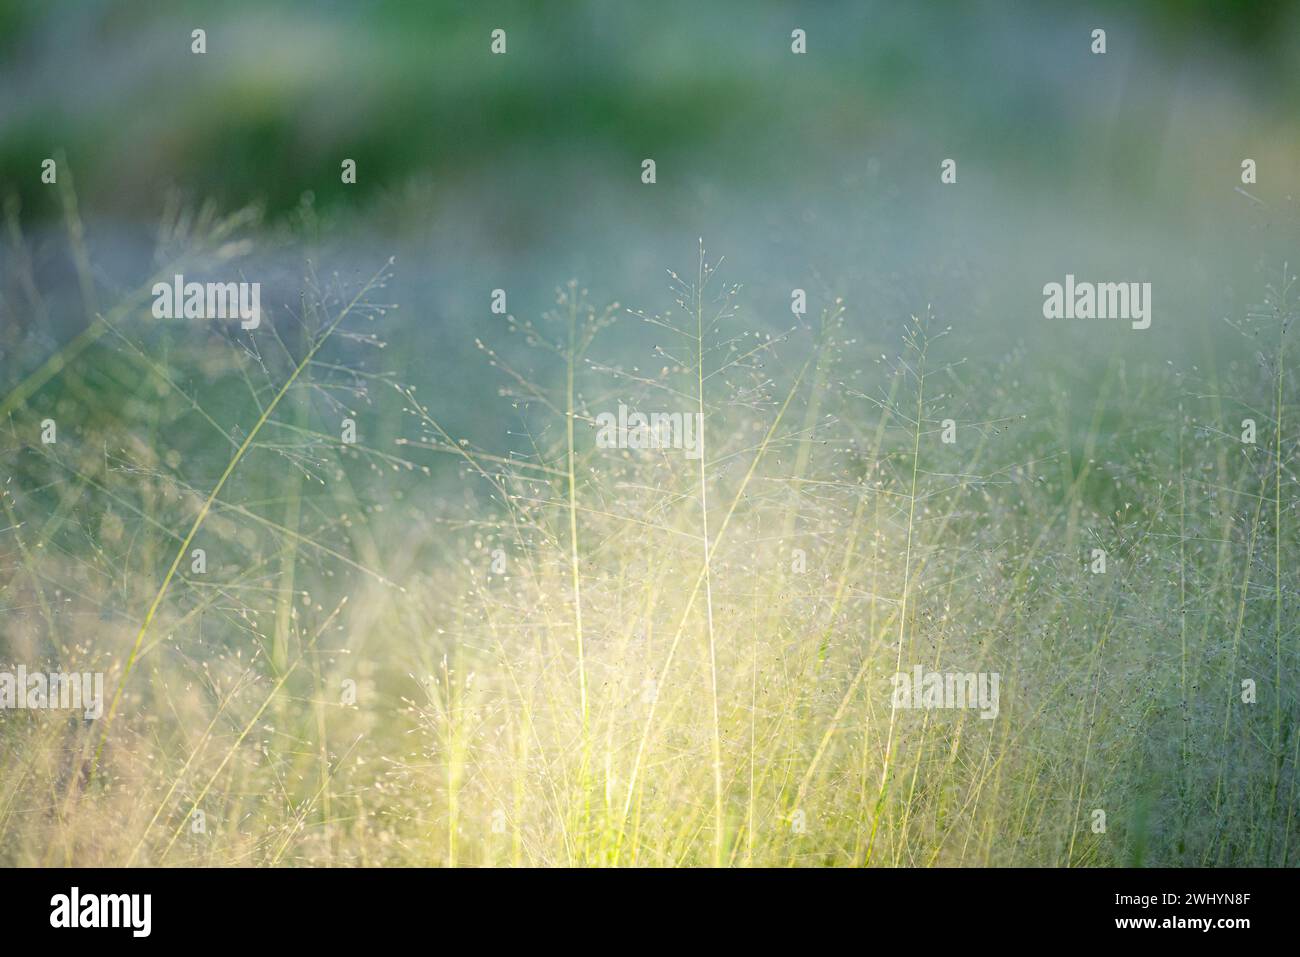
[0,186,1294,866]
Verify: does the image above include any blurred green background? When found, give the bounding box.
[3,0,1300,433]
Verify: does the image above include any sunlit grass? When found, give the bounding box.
[0,202,1295,867]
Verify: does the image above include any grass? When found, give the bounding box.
[0,199,1295,867]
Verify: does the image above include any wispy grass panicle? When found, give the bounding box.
[2,212,1296,865]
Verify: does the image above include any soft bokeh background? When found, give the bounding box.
[5,0,1300,430]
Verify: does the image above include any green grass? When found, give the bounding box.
[0,203,1295,867]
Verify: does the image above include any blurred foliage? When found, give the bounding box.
[2,0,1298,223]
